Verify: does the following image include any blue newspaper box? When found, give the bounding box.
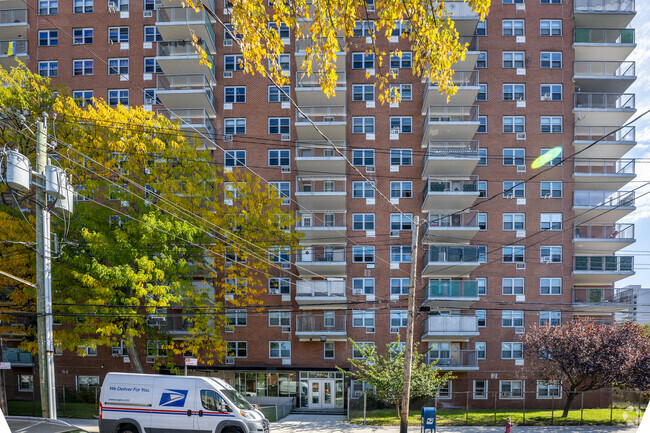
[421,407,436,433]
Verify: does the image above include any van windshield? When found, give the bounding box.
[220,389,254,410]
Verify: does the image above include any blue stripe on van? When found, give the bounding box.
[103,407,234,417]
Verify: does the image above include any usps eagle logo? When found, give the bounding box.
[159,389,188,407]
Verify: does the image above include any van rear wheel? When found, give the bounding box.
[119,424,138,433]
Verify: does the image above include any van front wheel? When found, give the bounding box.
[119,424,139,433]
[221,427,242,433]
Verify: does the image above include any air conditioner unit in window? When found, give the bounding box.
[542,257,552,264]
[367,4,375,11]
[108,2,117,12]
[515,327,525,334]
[282,262,291,269]
[506,193,515,199]
[225,325,234,333]
[516,263,526,270]
[366,166,375,173]
[390,327,399,333]
[225,357,235,365]
[516,132,526,140]
[323,116,335,122]
[366,327,375,333]
[353,288,363,295]
[143,10,152,17]
[516,165,526,172]
[390,230,399,237]
[146,356,156,363]
[224,71,233,78]
[541,93,551,101]
[224,134,233,142]
[111,347,124,357]
[146,316,167,328]
[390,68,399,76]
[281,166,291,173]
[282,326,291,333]
[281,133,291,141]
[391,127,400,134]
[224,39,233,46]
[542,193,552,199]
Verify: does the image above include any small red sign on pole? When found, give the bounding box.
[185,357,198,366]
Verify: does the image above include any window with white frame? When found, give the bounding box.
[390,310,408,329]
[437,380,452,399]
[390,84,412,101]
[390,246,411,263]
[477,116,487,133]
[39,30,59,46]
[108,27,128,43]
[269,246,290,265]
[269,341,290,358]
[500,380,524,399]
[352,246,375,263]
[503,116,525,133]
[144,26,161,42]
[269,182,290,204]
[503,246,525,263]
[390,214,412,231]
[268,150,290,167]
[540,213,562,230]
[352,342,375,358]
[353,20,375,37]
[478,181,487,198]
[352,310,375,327]
[77,376,99,388]
[73,90,93,107]
[390,149,413,166]
[476,310,486,327]
[540,246,562,263]
[541,52,562,68]
[503,149,525,166]
[540,20,562,36]
[269,277,290,295]
[478,149,487,166]
[143,58,161,74]
[225,86,246,103]
[477,51,487,68]
[352,149,375,166]
[269,310,291,327]
[539,311,561,327]
[324,342,335,359]
[268,53,290,72]
[390,117,412,134]
[268,21,290,38]
[268,85,290,102]
[74,0,93,13]
[475,342,486,360]
[144,0,155,10]
[478,213,487,230]
[477,83,487,101]
[540,148,563,166]
[38,61,58,77]
[73,28,93,44]
[474,380,488,399]
[476,20,486,36]
[352,278,375,295]
[268,117,290,135]
[503,213,525,231]
[224,54,244,71]
[540,277,562,295]
[390,278,409,296]
[352,117,375,134]
[352,84,375,101]
[390,181,412,198]
[108,89,128,106]
[108,58,128,75]
[115,0,129,11]
[226,309,247,327]
[502,310,524,327]
[352,181,375,198]
[541,84,562,101]
[391,20,409,37]
[502,51,525,68]
[502,278,524,295]
[352,52,374,69]
[224,118,246,135]
[146,340,166,358]
[501,342,523,359]
[390,52,412,69]
[227,341,247,358]
[352,213,374,231]
[503,84,525,101]
[502,20,524,36]
[537,381,561,398]
[18,375,34,392]
[477,278,487,295]
[225,150,246,167]
[541,0,561,3]
[541,181,562,198]
[503,181,525,198]
[541,116,562,133]
[428,342,451,362]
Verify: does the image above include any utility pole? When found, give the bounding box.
[35,118,56,419]
[400,215,419,433]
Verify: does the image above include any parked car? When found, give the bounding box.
[6,417,89,433]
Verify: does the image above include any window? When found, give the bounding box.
[478,181,487,198]
[541,84,562,101]
[503,149,525,166]
[390,310,408,329]
[502,310,524,327]
[225,55,244,71]
[352,311,375,327]
[541,181,562,198]
[390,149,412,166]
[437,381,452,399]
[477,83,487,101]
[268,117,290,135]
[226,342,247,358]
[477,278,487,295]
[225,118,246,135]
[390,246,411,263]
[73,28,93,44]
[477,51,487,68]
[503,246,525,263]
[268,53,290,72]
[269,341,290,358]
[390,181,412,199]
[541,52,562,68]
[541,116,562,133]
[115,0,129,11]
[73,90,93,107]
[540,278,562,295]
[352,278,375,295]
[226,309,247,327]
[502,278,524,295]
[474,380,488,399]
[501,342,523,359]
[108,58,129,75]
[389,52,412,69]
[268,85,290,102]
[475,342,486,360]
[39,30,58,46]
[225,150,246,167]
[390,117,412,134]
[352,52,374,69]
[269,310,291,327]
[352,149,375,166]
[74,0,93,13]
[143,88,159,105]
[222,86,247,104]
[428,342,450,363]
[502,213,525,231]
[540,311,561,327]
[144,0,155,10]
[540,20,562,36]
[269,246,290,265]
[269,182,290,204]
[352,181,375,198]
[540,213,562,230]
[108,89,129,106]
[503,116,525,133]
[268,150,290,167]
[478,213,487,231]
[500,380,524,399]
[390,84,412,101]
[502,51,525,68]
[146,340,166,358]
[503,84,525,101]
[390,278,409,296]
[352,342,374,359]
[77,376,99,389]
[144,26,162,42]
[503,181,525,198]
[390,214,412,231]
[269,278,290,295]
[352,246,375,263]
[391,20,409,37]
[38,61,58,77]
[143,58,161,74]
[268,21,291,38]
[352,117,375,134]
[540,148,563,166]
[477,116,487,133]
[324,342,335,359]
[352,214,374,231]
[353,20,374,37]
[540,246,562,263]
[352,84,374,102]
[476,310,486,327]
[476,20,487,36]
[537,381,561,398]
[18,375,34,392]
[108,27,129,43]
[503,0,524,3]
[39,1,58,14]
[502,20,524,36]
[541,0,561,3]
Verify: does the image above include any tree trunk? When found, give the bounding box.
[562,390,577,418]
[125,333,144,374]
[395,402,401,420]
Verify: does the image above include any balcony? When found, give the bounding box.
[573,61,635,93]
[295,37,346,69]
[447,36,480,71]
[0,39,26,68]
[0,9,27,40]
[422,176,479,212]
[422,105,479,144]
[156,7,216,52]
[574,93,635,127]
[295,176,346,211]
[2,348,33,366]
[573,126,635,158]
[573,158,635,190]
[573,28,635,61]
[158,109,216,148]
[156,74,215,117]
[572,286,636,315]
[296,211,347,244]
[427,349,478,371]
[573,190,635,223]
[422,315,480,342]
[295,313,347,341]
[423,211,479,244]
[295,245,346,278]
[295,141,347,175]
[156,41,216,84]
[422,246,482,277]
[422,280,479,309]
[573,223,634,255]
[296,71,346,105]
[444,1,480,35]
[295,279,346,309]
[295,106,346,141]
[422,141,480,177]
[573,255,634,285]
[164,0,215,10]
[574,0,635,28]
[422,71,480,111]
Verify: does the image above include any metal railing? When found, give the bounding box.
[0,9,27,24]
[574,92,635,110]
[296,280,346,297]
[429,70,479,87]
[573,190,635,207]
[574,223,634,240]
[295,313,346,333]
[426,211,479,229]
[574,60,635,78]
[296,71,346,87]
[426,141,479,159]
[0,40,27,56]
[296,176,346,193]
[296,36,346,53]
[574,125,635,142]
[424,280,478,298]
[572,286,636,304]
[573,158,634,175]
[573,255,634,272]
[574,28,635,44]
[423,315,479,335]
[425,105,479,122]
[427,349,478,368]
[157,73,213,92]
[424,176,479,197]
[298,246,346,262]
[2,348,32,364]
[296,211,346,227]
[157,108,215,135]
[425,246,482,263]
[444,1,480,19]
[296,140,346,156]
[574,0,635,13]
[156,7,215,44]
[296,105,346,122]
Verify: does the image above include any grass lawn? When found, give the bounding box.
[349,407,645,426]
[8,401,99,419]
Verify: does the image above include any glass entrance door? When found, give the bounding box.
[308,379,335,409]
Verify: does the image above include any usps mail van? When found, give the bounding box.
[99,373,270,433]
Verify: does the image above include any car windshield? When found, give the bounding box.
[220,389,253,410]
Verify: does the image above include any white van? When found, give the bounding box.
[99,373,270,433]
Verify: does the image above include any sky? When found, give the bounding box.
[616,8,650,288]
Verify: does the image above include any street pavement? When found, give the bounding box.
[65,414,640,433]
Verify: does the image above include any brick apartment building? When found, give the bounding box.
[0,0,639,411]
